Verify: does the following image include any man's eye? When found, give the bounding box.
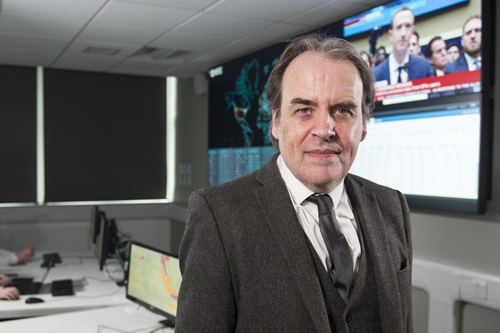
[337,109,351,115]
[297,108,311,114]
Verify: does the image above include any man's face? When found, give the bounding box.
[389,10,415,55]
[408,34,421,55]
[271,52,366,193]
[462,18,482,57]
[430,39,448,70]
[447,45,460,62]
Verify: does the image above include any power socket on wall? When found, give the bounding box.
[460,277,488,300]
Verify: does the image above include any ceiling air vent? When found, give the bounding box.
[133,47,191,61]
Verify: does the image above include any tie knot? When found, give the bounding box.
[307,194,333,216]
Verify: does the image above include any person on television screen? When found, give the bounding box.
[409,31,423,57]
[444,15,481,74]
[425,36,449,76]
[374,46,387,66]
[176,34,413,333]
[0,246,34,266]
[372,6,434,84]
[360,50,373,69]
[446,42,461,63]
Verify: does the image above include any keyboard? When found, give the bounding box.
[7,281,42,295]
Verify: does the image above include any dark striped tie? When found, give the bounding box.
[307,193,353,303]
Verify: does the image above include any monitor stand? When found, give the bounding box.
[159,319,175,327]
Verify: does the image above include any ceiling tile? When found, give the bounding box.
[208,0,330,21]
[78,23,162,46]
[151,31,232,52]
[0,48,58,67]
[0,33,69,54]
[0,13,85,40]
[52,54,122,73]
[1,0,108,21]
[174,12,273,39]
[93,1,196,31]
[109,58,173,77]
[114,0,220,12]
[285,1,370,28]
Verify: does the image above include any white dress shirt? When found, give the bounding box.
[0,249,18,266]
[277,155,361,273]
[464,53,481,70]
[389,53,410,84]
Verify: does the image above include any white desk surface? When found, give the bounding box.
[0,303,175,333]
[0,252,128,319]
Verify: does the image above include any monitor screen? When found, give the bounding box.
[342,0,481,108]
[207,43,286,186]
[350,95,482,212]
[207,0,493,214]
[341,0,492,213]
[126,242,181,326]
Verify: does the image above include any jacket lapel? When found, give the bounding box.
[255,156,331,333]
[345,175,404,332]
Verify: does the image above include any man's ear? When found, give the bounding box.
[271,111,280,140]
[361,126,367,142]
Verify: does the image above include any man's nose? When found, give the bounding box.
[313,110,336,140]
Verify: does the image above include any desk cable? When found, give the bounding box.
[97,324,167,333]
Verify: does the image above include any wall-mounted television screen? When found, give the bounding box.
[342,0,493,214]
[207,0,493,214]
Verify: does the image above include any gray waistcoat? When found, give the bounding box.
[306,229,382,333]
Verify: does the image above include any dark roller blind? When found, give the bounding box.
[0,65,37,203]
[44,69,166,202]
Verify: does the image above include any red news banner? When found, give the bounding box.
[375,70,481,102]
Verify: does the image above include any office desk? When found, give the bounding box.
[0,253,128,319]
[0,302,175,332]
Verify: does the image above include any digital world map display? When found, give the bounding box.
[207,43,286,186]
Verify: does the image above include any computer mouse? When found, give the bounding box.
[25,297,44,304]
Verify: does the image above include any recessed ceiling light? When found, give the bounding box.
[83,47,120,56]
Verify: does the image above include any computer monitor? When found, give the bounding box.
[89,205,102,244]
[96,216,117,271]
[126,241,181,327]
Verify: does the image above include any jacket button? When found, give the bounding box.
[345,312,352,323]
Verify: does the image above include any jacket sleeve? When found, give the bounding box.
[175,190,236,333]
[398,190,413,333]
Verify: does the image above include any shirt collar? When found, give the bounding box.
[464,53,481,69]
[389,53,410,70]
[277,154,344,209]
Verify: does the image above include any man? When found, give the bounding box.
[425,36,449,76]
[0,246,34,266]
[0,274,20,300]
[408,31,422,57]
[446,42,461,63]
[372,6,434,84]
[445,15,481,73]
[176,34,412,332]
[374,45,387,66]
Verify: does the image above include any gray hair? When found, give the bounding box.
[266,33,375,149]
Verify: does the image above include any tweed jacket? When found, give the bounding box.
[176,154,412,332]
